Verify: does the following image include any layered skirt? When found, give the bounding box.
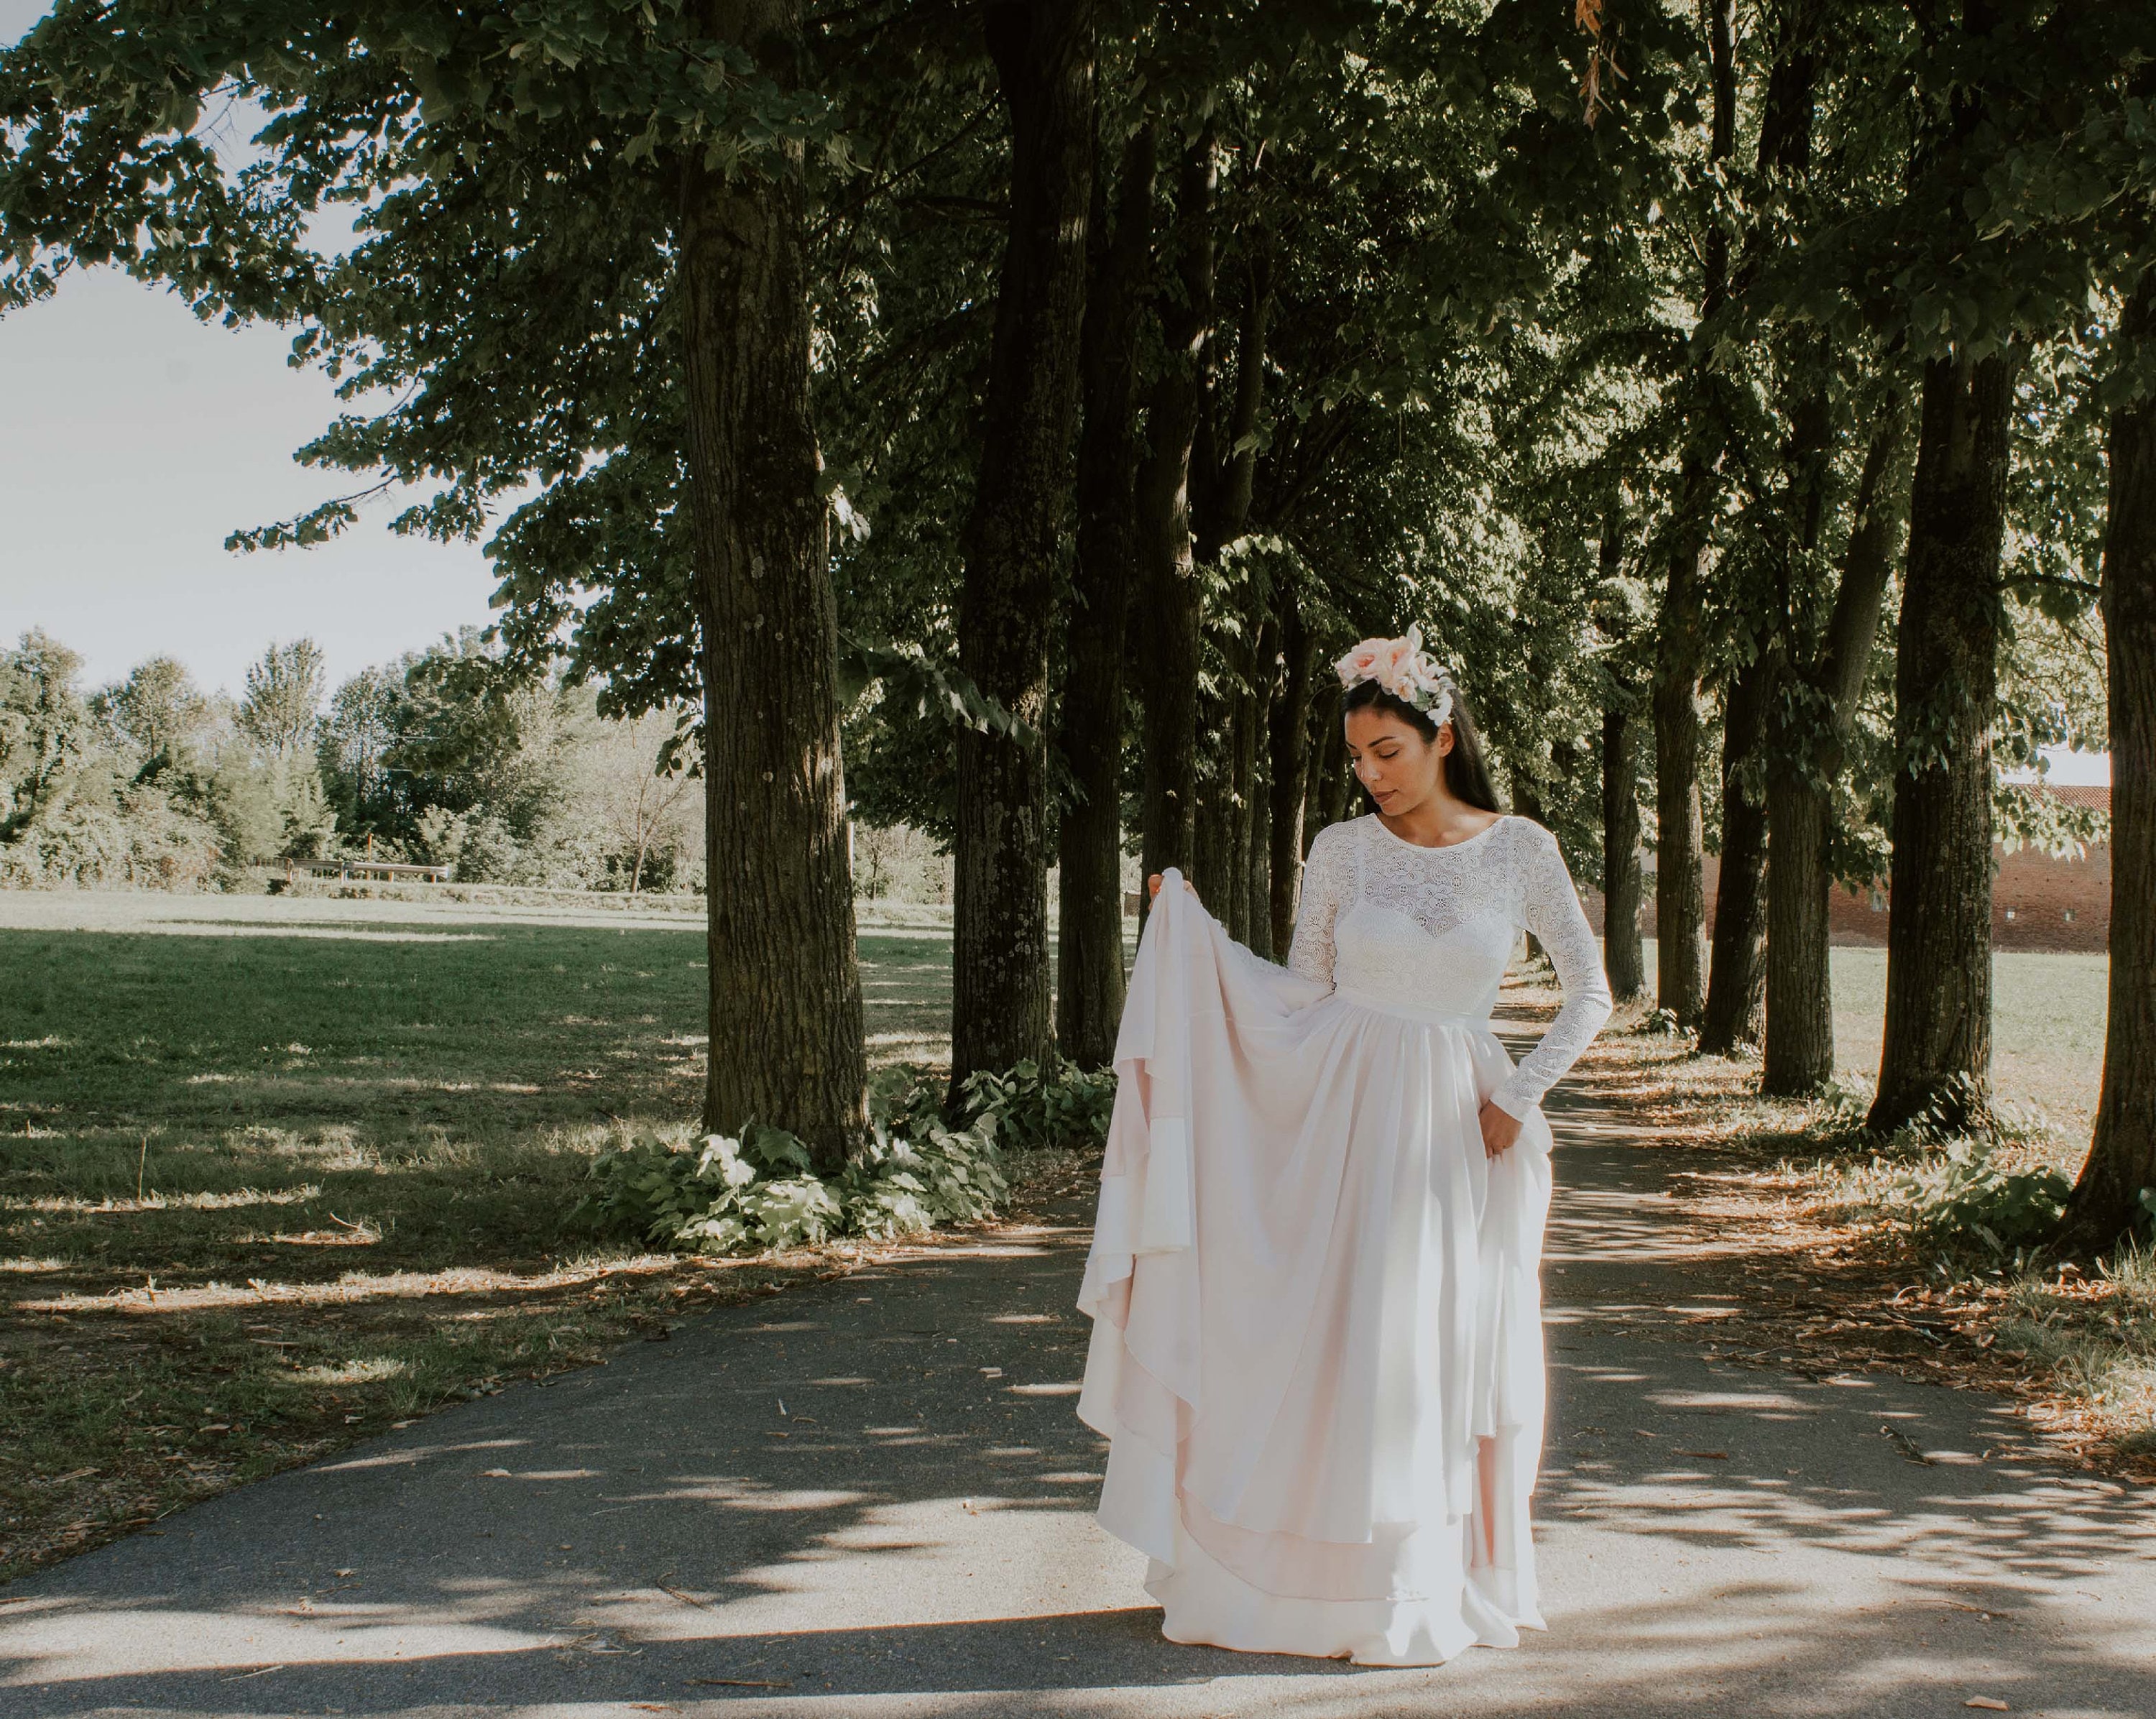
[1077,876,1555,1665]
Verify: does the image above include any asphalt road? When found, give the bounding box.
[3,1079,2152,1719]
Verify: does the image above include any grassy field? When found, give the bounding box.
[1636,939,2110,1140]
[0,891,957,1580]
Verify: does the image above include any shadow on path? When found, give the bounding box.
[2,1083,2152,1717]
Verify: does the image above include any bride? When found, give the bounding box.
[1077,625,1612,1666]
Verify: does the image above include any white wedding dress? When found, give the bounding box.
[1077,811,1612,1664]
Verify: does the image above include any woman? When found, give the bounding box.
[1077,625,1611,1667]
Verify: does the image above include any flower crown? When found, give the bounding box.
[1335,624,1456,727]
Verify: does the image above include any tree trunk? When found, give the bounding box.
[1651,0,1735,1032]
[1868,351,2014,1133]
[2064,275,2156,1249]
[1762,407,1904,1095]
[1056,121,1153,1070]
[1700,659,1771,1053]
[1136,131,1217,909]
[1602,706,1646,1001]
[1246,738,1273,957]
[1269,586,1316,951]
[1654,540,1711,1028]
[677,0,865,1171]
[950,0,1095,1092]
[1222,572,1271,944]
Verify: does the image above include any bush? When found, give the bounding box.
[1814,1081,2076,1261]
[574,1055,1116,1257]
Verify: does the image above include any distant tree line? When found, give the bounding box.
[0,630,701,895]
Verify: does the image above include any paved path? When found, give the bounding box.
[4,1079,2152,1718]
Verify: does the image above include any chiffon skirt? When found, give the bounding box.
[1077,874,1555,1666]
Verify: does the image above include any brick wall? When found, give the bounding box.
[1575,787,2111,954]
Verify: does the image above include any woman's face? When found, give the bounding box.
[1345,706,1453,816]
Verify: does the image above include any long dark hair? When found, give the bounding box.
[1340,677,1503,814]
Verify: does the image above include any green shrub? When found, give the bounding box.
[1884,1139,2074,1256]
[573,1055,1115,1257]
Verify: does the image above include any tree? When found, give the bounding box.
[236,639,326,758]
[949,0,1097,1094]
[1059,119,1156,1069]
[106,655,213,766]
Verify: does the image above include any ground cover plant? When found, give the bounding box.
[0,897,995,1581]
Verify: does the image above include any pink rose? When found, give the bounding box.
[1372,637,1417,697]
[1335,640,1387,688]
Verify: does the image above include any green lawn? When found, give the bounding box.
[1637,939,2109,1139]
[0,893,959,1582]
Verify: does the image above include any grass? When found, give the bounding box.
[0,894,962,1582]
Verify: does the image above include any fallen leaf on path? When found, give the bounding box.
[1964,1700,2009,1711]
[479,1468,512,1478]
[1674,1450,1729,1460]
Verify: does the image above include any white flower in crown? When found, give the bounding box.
[1335,624,1455,727]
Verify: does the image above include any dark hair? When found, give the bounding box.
[1340,677,1503,814]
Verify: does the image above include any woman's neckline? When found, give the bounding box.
[1368,810,1508,854]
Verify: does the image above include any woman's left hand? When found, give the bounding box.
[1478,1100,1522,1159]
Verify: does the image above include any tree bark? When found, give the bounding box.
[1056,121,1154,1070]
[1136,131,1217,905]
[1762,407,1904,1094]
[1654,535,1711,1027]
[1304,689,1343,853]
[950,0,1095,1092]
[1868,351,2014,1133]
[2064,275,2156,1249]
[1269,585,1316,951]
[1700,659,1771,1053]
[1651,0,1735,1031]
[1602,705,1646,1000]
[677,0,864,1170]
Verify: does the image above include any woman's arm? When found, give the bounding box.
[1284,824,1348,985]
[1489,822,1615,1120]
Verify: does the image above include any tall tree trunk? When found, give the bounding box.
[1269,586,1316,951]
[1868,351,2014,1133]
[1602,706,1646,1000]
[1304,691,1342,853]
[1056,121,1154,1070]
[1243,600,1280,955]
[2064,275,2156,1249]
[1763,407,1904,1094]
[1222,571,1271,944]
[950,0,1095,1093]
[1137,131,1217,908]
[1700,660,1771,1052]
[1654,537,1711,1027]
[677,0,864,1171]
[1651,0,1736,1031]
[1247,734,1273,957]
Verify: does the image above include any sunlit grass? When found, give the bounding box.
[0,897,964,1582]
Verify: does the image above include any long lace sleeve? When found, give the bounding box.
[1286,822,1350,985]
[1491,822,1613,1118]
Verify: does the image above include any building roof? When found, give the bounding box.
[2015,783,2111,813]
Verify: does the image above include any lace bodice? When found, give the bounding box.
[1286,814,1612,1118]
